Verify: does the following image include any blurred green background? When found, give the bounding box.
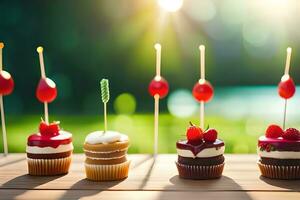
[1,0,300,153]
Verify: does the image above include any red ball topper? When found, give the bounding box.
[35,47,57,103]
[148,76,169,99]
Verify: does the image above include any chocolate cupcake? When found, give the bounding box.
[176,122,225,179]
[84,131,130,181]
[258,125,300,179]
[26,121,73,176]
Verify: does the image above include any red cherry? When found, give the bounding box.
[148,76,169,99]
[282,128,300,140]
[265,124,283,138]
[0,70,14,95]
[192,79,214,102]
[186,122,203,144]
[203,128,218,142]
[36,77,57,103]
[278,75,295,99]
[39,121,60,137]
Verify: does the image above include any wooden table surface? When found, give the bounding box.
[0,154,299,199]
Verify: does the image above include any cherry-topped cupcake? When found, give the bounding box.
[26,120,73,175]
[258,124,300,179]
[176,122,225,179]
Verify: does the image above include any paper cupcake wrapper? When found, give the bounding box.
[27,156,72,176]
[85,160,130,181]
[258,161,300,180]
[176,162,224,180]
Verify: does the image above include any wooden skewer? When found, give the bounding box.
[153,43,162,157]
[199,45,205,129]
[0,42,8,156]
[283,47,292,130]
[284,47,292,75]
[37,46,49,124]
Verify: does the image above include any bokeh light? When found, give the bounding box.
[184,0,216,22]
[167,89,197,118]
[114,93,136,115]
[158,0,183,12]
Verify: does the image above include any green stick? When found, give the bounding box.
[100,79,109,132]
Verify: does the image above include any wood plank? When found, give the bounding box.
[0,190,299,200]
[0,154,300,191]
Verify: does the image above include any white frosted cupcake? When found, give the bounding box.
[83,130,130,181]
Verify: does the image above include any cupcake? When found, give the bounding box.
[258,124,300,179]
[83,130,130,181]
[26,121,73,176]
[176,122,225,179]
[83,79,130,181]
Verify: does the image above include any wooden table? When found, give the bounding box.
[0,154,299,199]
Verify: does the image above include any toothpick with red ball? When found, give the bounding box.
[148,43,169,157]
[192,45,214,129]
[0,42,14,156]
[36,46,57,124]
[278,47,295,129]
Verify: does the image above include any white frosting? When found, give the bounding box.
[83,148,128,154]
[177,146,225,158]
[258,148,300,159]
[26,143,74,154]
[85,130,128,145]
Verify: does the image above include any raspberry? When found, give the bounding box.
[283,128,300,140]
[186,122,203,144]
[265,124,283,138]
[203,128,218,142]
[39,121,60,137]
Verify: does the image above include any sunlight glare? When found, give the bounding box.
[158,0,183,12]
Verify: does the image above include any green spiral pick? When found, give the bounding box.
[100,79,109,132]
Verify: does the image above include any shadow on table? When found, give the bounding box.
[159,175,254,200]
[58,179,124,199]
[2,174,63,199]
[259,176,300,191]
[138,157,155,189]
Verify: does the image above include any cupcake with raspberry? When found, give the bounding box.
[258,124,300,179]
[176,122,225,179]
[26,120,73,175]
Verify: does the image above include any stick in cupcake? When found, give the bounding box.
[26,46,73,176]
[148,43,169,157]
[175,45,225,180]
[0,42,15,156]
[257,47,300,179]
[83,79,130,181]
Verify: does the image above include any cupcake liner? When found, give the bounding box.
[176,162,224,180]
[85,160,130,181]
[27,156,72,176]
[258,161,300,180]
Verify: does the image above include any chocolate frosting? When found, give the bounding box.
[176,139,225,156]
[258,136,300,151]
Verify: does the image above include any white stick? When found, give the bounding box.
[104,103,107,132]
[283,99,287,130]
[0,43,8,156]
[199,45,206,128]
[37,47,49,124]
[199,45,205,80]
[0,96,8,156]
[200,101,204,129]
[37,47,46,78]
[154,43,161,79]
[44,102,49,124]
[284,47,292,75]
[154,94,159,157]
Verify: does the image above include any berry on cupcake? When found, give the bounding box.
[176,122,225,180]
[257,47,300,180]
[26,46,73,176]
